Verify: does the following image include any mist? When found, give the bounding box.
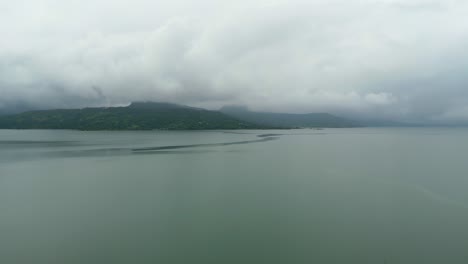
[1,0,468,124]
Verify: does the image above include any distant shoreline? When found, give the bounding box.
[0,102,357,131]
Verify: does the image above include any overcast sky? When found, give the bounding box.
[1,0,468,123]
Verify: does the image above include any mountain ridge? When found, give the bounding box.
[0,102,359,130]
[0,102,264,130]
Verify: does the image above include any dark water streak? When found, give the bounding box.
[132,136,278,152]
[0,134,281,163]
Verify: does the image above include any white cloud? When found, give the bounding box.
[364,93,397,105]
[1,0,468,122]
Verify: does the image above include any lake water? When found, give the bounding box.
[1,128,468,264]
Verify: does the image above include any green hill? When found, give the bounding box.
[0,102,264,130]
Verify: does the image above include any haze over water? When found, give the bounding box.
[1,128,468,264]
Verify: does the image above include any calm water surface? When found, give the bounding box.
[1,128,468,264]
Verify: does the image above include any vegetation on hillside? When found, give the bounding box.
[0,102,264,130]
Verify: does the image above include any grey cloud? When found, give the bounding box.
[1,0,468,123]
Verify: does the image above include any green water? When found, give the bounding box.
[1,128,468,264]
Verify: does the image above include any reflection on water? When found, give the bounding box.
[1,128,468,264]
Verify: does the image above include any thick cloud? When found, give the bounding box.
[1,0,468,123]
